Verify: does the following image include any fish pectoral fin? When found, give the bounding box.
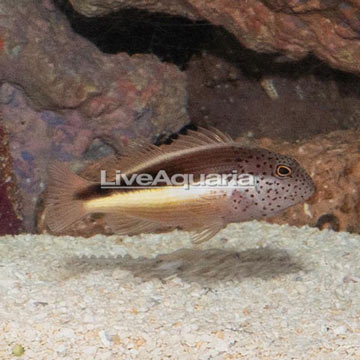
[190,221,224,244]
[186,194,227,244]
[105,214,161,236]
[188,192,228,216]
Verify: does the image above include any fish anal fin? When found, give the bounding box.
[45,162,91,233]
[105,214,161,235]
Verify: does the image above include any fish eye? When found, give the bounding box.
[275,164,292,177]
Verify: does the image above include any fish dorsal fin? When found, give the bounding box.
[122,140,163,161]
[122,138,160,156]
[194,126,233,143]
[115,141,164,174]
[114,127,233,174]
[166,127,233,152]
[80,155,120,181]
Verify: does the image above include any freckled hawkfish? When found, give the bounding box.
[45,127,315,243]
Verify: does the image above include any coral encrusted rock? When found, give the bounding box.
[71,0,360,74]
[0,122,22,234]
[0,0,188,231]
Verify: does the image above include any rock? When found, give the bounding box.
[70,0,360,74]
[187,49,360,141]
[68,0,201,19]
[0,0,188,231]
[0,121,22,235]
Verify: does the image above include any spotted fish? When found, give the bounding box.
[45,127,315,243]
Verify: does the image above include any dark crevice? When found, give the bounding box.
[53,1,360,141]
[54,0,214,69]
[54,0,360,91]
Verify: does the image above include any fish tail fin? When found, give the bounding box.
[45,162,90,234]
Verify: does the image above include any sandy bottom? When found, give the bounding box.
[0,221,359,359]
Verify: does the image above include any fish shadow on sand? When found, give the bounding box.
[64,247,303,284]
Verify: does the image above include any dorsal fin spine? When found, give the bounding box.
[112,127,234,175]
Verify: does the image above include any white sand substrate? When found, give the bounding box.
[0,221,359,359]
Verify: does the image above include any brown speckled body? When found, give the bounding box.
[45,128,315,243]
[221,147,315,222]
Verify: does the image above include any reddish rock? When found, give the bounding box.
[0,124,22,235]
[0,0,188,231]
[71,0,360,74]
[0,0,187,129]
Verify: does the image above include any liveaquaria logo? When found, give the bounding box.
[100,170,257,190]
